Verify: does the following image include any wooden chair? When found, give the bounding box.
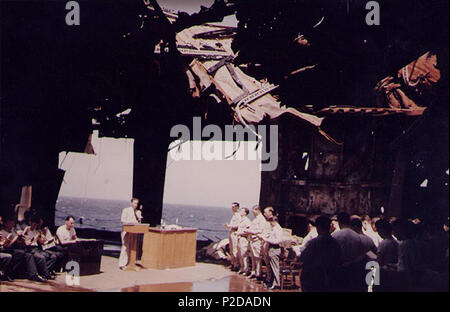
[280,258,302,290]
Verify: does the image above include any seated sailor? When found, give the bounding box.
[56,216,78,245]
[0,214,47,282]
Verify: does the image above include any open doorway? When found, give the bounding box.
[162,140,261,241]
[57,131,134,231]
[56,134,262,238]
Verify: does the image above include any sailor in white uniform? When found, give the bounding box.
[56,216,78,245]
[258,215,284,290]
[246,205,269,279]
[261,207,275,276]
[119,198,141,269]
[225,202,241,271]
[236,208,252,275]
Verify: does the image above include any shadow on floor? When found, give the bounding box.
[120,274,300,292]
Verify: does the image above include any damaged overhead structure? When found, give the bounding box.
[0,0,448,230]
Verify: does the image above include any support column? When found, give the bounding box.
[32,168,65,228]
[259,120,285,225]
[133,131,170,227]
[388,149,406,218]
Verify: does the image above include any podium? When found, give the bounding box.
[123,225,197,270]
[141,227,197,269]
[122,224,149,270]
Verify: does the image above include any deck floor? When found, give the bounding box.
[0,256,300,292]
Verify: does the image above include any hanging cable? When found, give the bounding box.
[93,135,103,174]
[225,139,241,160]
[82,154,93,206]
[59,152,69,168]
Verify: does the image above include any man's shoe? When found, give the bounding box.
[29,274,47,283]
[231,267,239,272]
[269,285,280,290]
[263,281,272,288]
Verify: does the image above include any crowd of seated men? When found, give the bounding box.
[294,213,449,292]
[226,203,449,292]
[0,210,77,283]
[296,212,448,291]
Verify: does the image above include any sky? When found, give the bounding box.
[58,132,261,208]
[159,0,214,11]
[58,132,135,202]
[159,0,237,26]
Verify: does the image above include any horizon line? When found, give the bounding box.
[57,195,234,209]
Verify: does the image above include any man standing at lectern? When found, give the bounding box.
[119,198,141,269]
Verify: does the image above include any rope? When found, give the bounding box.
[401,60,421,88]
[235,106,262,142]
[224,140,241,160]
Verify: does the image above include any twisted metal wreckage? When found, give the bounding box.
[0,0,448,232]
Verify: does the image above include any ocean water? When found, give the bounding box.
[55,197,231,241]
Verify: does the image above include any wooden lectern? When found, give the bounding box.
[122,224,149,270]
[141,227,197,269]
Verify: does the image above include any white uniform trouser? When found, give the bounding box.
[250,237,263,276]
[268,247,281,287]
[119,231,130,267]
[229,231,239,268]
[262,241,270,279]
[238,236,250,273]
